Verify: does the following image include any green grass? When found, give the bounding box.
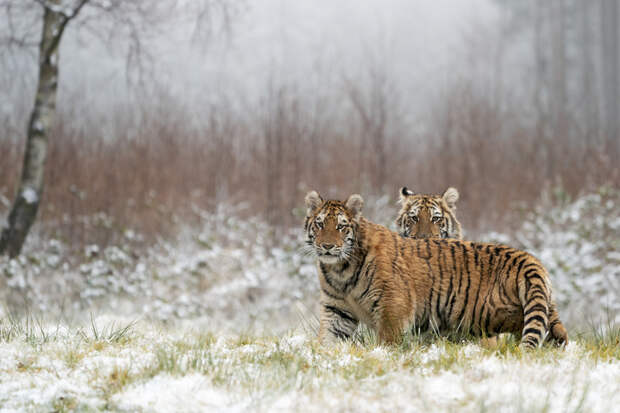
[0,316,618,412]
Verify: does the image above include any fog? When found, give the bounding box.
[2,0,499,133]
[1,0,618,241]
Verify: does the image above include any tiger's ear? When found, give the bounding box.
[345,194,364,219]
[305,190,323,215]
[442,187,459,209]
[398,187,414,204]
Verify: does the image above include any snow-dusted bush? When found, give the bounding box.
[0,189,618,330]
[483,187,620,326]
[0,204,318,332]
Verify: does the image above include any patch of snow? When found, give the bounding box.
[21,187,38,204]
[114,374,249,412]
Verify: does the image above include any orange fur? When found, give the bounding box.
[304,192,567,348]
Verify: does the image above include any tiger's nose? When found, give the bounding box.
[321,243,335,250]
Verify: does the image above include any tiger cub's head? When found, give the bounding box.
[396,187,462,239]
[303,191,363,264]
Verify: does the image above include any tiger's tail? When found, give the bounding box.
[519,265,552,349]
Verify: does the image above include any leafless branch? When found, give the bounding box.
[32,0,89,20]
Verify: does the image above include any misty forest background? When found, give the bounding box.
[0,0,619,327]
[1,2,619,411]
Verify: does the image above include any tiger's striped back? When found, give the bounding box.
[396,187,462,239]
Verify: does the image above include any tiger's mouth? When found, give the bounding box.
[319,251,339,258]
[318,255,341,264]
[317,249,343,263]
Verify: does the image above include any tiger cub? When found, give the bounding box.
[303,191,567,348]
[396,187,462,239]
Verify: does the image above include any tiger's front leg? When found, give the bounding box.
[318,302,359,344]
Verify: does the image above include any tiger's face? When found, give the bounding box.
[303,191,363,264]
[396,187,461,239]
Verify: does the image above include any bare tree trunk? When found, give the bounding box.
[347,69,389,192]
[263,85,284,241]
[549,0,567,178]
[533,1,546,149]
[287,99,301,226]
[371,75,387,192]
[580,1,599,148]
[601,0,619,160]
[0,2,70,257]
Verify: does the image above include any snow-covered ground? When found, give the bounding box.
[0,316,618,412]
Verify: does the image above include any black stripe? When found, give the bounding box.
[524,314,547,327]
[496,250,512,274]
[370,292,383,313]
[483,307,491,335]
[497,281,510,306]
[343,263,362,293]
[471,245,484,327]
[357,259,376,299]
[426,257,435,322]
[487,246,495,270]
[321,286,342,300]
[524,272,546,284]
[329,326,350,339]
[528,285,546,294]
[455,243,472,323]
[322,271,341,291]
[483,286,498,335]
[528,297,547,307]
[522,327,543,337]
[435,244,445,325]
[524,303,547,315]
[391,259,400,275]
[474,248,479,268]
[325,305,357,324]
[520,263,540,273]
[445,245,457,318]
[515,258,527,278]
[450,242,465,318]
[523,267,542,278]
[524,337,539,346]
[502,252,527,278]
